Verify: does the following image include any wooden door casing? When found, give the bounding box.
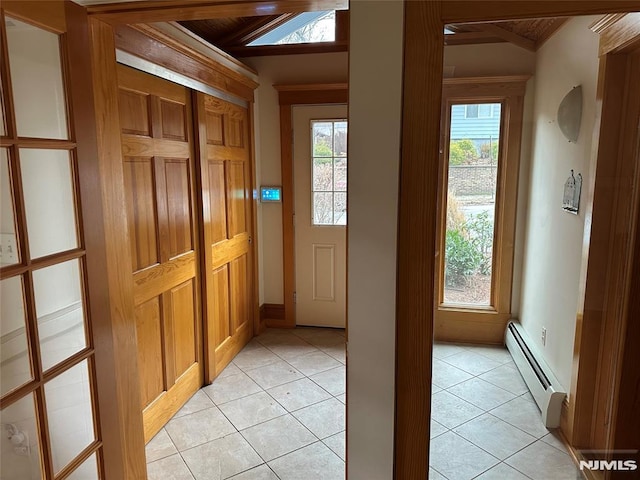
[117,65,202,443]
[195,92,254,383]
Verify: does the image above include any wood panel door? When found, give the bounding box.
[117,65,202,443]
[195,92,254,383]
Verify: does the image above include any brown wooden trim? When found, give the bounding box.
[591,12,640,56]
[441,1,640,23]
[279,104,296,329]
[87,16,147,479]
[248,102,264,336]
[260,303,285,320]
[114,25,256,102]
[395,2,442,477]
[2,0,66,33]
[131,23,259,91]
[275,84,348,330]
[444,31,505,47]
[474,23,536,51]
[88,0,349,24]
[229,41,348,58]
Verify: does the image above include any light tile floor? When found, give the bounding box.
[145,330,580,480]
[146,327,346,480]
[430,342,581,480]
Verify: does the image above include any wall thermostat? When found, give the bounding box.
[260,186,282,202]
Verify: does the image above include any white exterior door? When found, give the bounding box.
[293,105,347,327]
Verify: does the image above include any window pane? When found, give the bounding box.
[32,259,87,371]
[5,17,68,140]
[333,122,347,157]
[1,148,19,266]
[0,276,32,396]
[313,157,333,191]
[20,149,78,258]
[444,103,501,306]
[313,122,333,156]
[45,360,96,475]
[334,192,347,226]
[249,10,335,46]
[1,393,42,480]
[66,452,99,480]
[313,192,333,225]
[334,158,347,192]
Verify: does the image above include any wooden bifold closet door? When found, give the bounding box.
[195,92,254,383]
[117,65,202,442]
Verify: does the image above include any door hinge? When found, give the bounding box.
[293,291,297,303]
[248,235,252,244]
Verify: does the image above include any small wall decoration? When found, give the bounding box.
[557,85,583,143]
[563,170,582,214]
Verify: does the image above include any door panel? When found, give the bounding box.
[135,297,164,408]
[293,105,348,328]
[196,92,254,383]
[117,65,201,442]
[123,158,158,270]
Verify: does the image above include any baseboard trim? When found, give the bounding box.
[260,303,289,328]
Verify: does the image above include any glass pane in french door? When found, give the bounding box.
[20,148,78,259]
[5,16,68,140]
[0,393,42,480]
[44,359,96,475]
[1,148,19,266]
[66,453,99,480]
[0,275,32,395]
[444,103,501,305]
[32,259,87,371]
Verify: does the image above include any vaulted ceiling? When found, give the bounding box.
[176,14,569,57]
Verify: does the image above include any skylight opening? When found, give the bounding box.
[248,11,336,46]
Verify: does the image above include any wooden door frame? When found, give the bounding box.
[398,3,640,477]
[273,83,349,328]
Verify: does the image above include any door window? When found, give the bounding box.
[311,120,347,225]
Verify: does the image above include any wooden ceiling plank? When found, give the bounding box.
[475,23,536,51]
[441,1,640,23]
[88,0,348,24]
[535,18,570,49]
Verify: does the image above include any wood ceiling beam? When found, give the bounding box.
[218,13,297,46]
[441,1,640,23]
[444,31,506,46]
[88,0,348,24]
[475,23,536,51]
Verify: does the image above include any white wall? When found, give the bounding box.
[347,1,403,478]
[243,53,348,304]
[518,16,600,391]
[444,42,535,77]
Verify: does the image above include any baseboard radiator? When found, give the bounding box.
[505,320,566,428]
